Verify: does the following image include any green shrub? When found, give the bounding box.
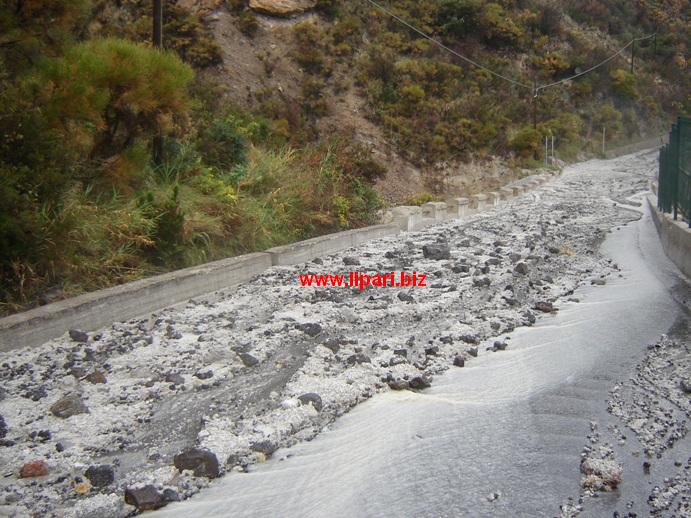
[238,10,259,37]
[37,38,193,168]
[510,126,541,158]
[197,118,248,171]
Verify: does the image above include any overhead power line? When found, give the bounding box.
[363,0,532,90]
[535,34,656,94]
[364,0,656,95]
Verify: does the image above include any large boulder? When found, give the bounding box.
[174,448,220,478]
[249,0,317,16]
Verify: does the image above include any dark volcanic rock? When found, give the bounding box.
[347,353,371,365]
[397,291,415,303]
[298,393,323,412]
[409,376,432,390]
[422,244,451,260]
[239,353,260,367]
[0,415,7,439]
[453,355,465,367]
[514,262,529,275]
[297,323,323,337]
[467,347,479,358]
[194,370,214,380]
[125,485,166,511]
[343,256,360,266]
[322,338,341,354]
[534,301,554,313]
[68,329,89,343]
[388,380,409,390]
[50,394,89,418]
[174,448,220,478]
[389,355,407,367]
[85,465,115,487]
[251,440,278,456]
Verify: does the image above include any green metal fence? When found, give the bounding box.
[659,116,691,226]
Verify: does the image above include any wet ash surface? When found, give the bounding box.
[0,152,659,516]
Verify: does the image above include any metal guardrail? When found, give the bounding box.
[658,116,691,226]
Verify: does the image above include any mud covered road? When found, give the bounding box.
[1,150,688,517]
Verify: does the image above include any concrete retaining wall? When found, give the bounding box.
[1,165,557,352]
[647,196,691,280]
[0,253,272,352]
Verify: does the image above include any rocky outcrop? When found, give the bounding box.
[249,0,316,16]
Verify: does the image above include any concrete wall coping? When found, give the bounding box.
[647,195,691,280]
[1,162,559,352]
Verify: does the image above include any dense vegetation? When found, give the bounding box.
[0,0,382,314]
[0,0,688,314]
[275,0,689,165]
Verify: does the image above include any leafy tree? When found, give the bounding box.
[36,38,193,171]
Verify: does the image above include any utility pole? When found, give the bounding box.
[153,0,164,165]
[602,126,606,156]
[551,135,554,162]
[532,81,538,129]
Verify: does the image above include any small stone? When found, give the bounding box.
[252,440,278,457]
[0,415,6,439]
[409,376,431,390]
[69,329,89,343]
[514,262,529,275]
[425,346,439,356]
[85,465,115,487]
[297,393,323,412]
[343,256,360,266]
[124,485,166,511]
[20,460,49,478]
[322,338,341,354]
[467,347,478,357]
[534,301,554,313]
[453,355,465,367]
[239,353,259,367]
[194,370,214,380]
[422,244,451,260]
[85,371,107,384]
[346,353,371,365]
[174,448,220,478]
[679,379,691,394]
[50,394,89,418]
[473,277,491,287]
[388,380,409,390]
[591,279,606,286]
[493,341,507,351]
[397,291,415,303]
[452,264,470,273]
[297,323,322,337]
